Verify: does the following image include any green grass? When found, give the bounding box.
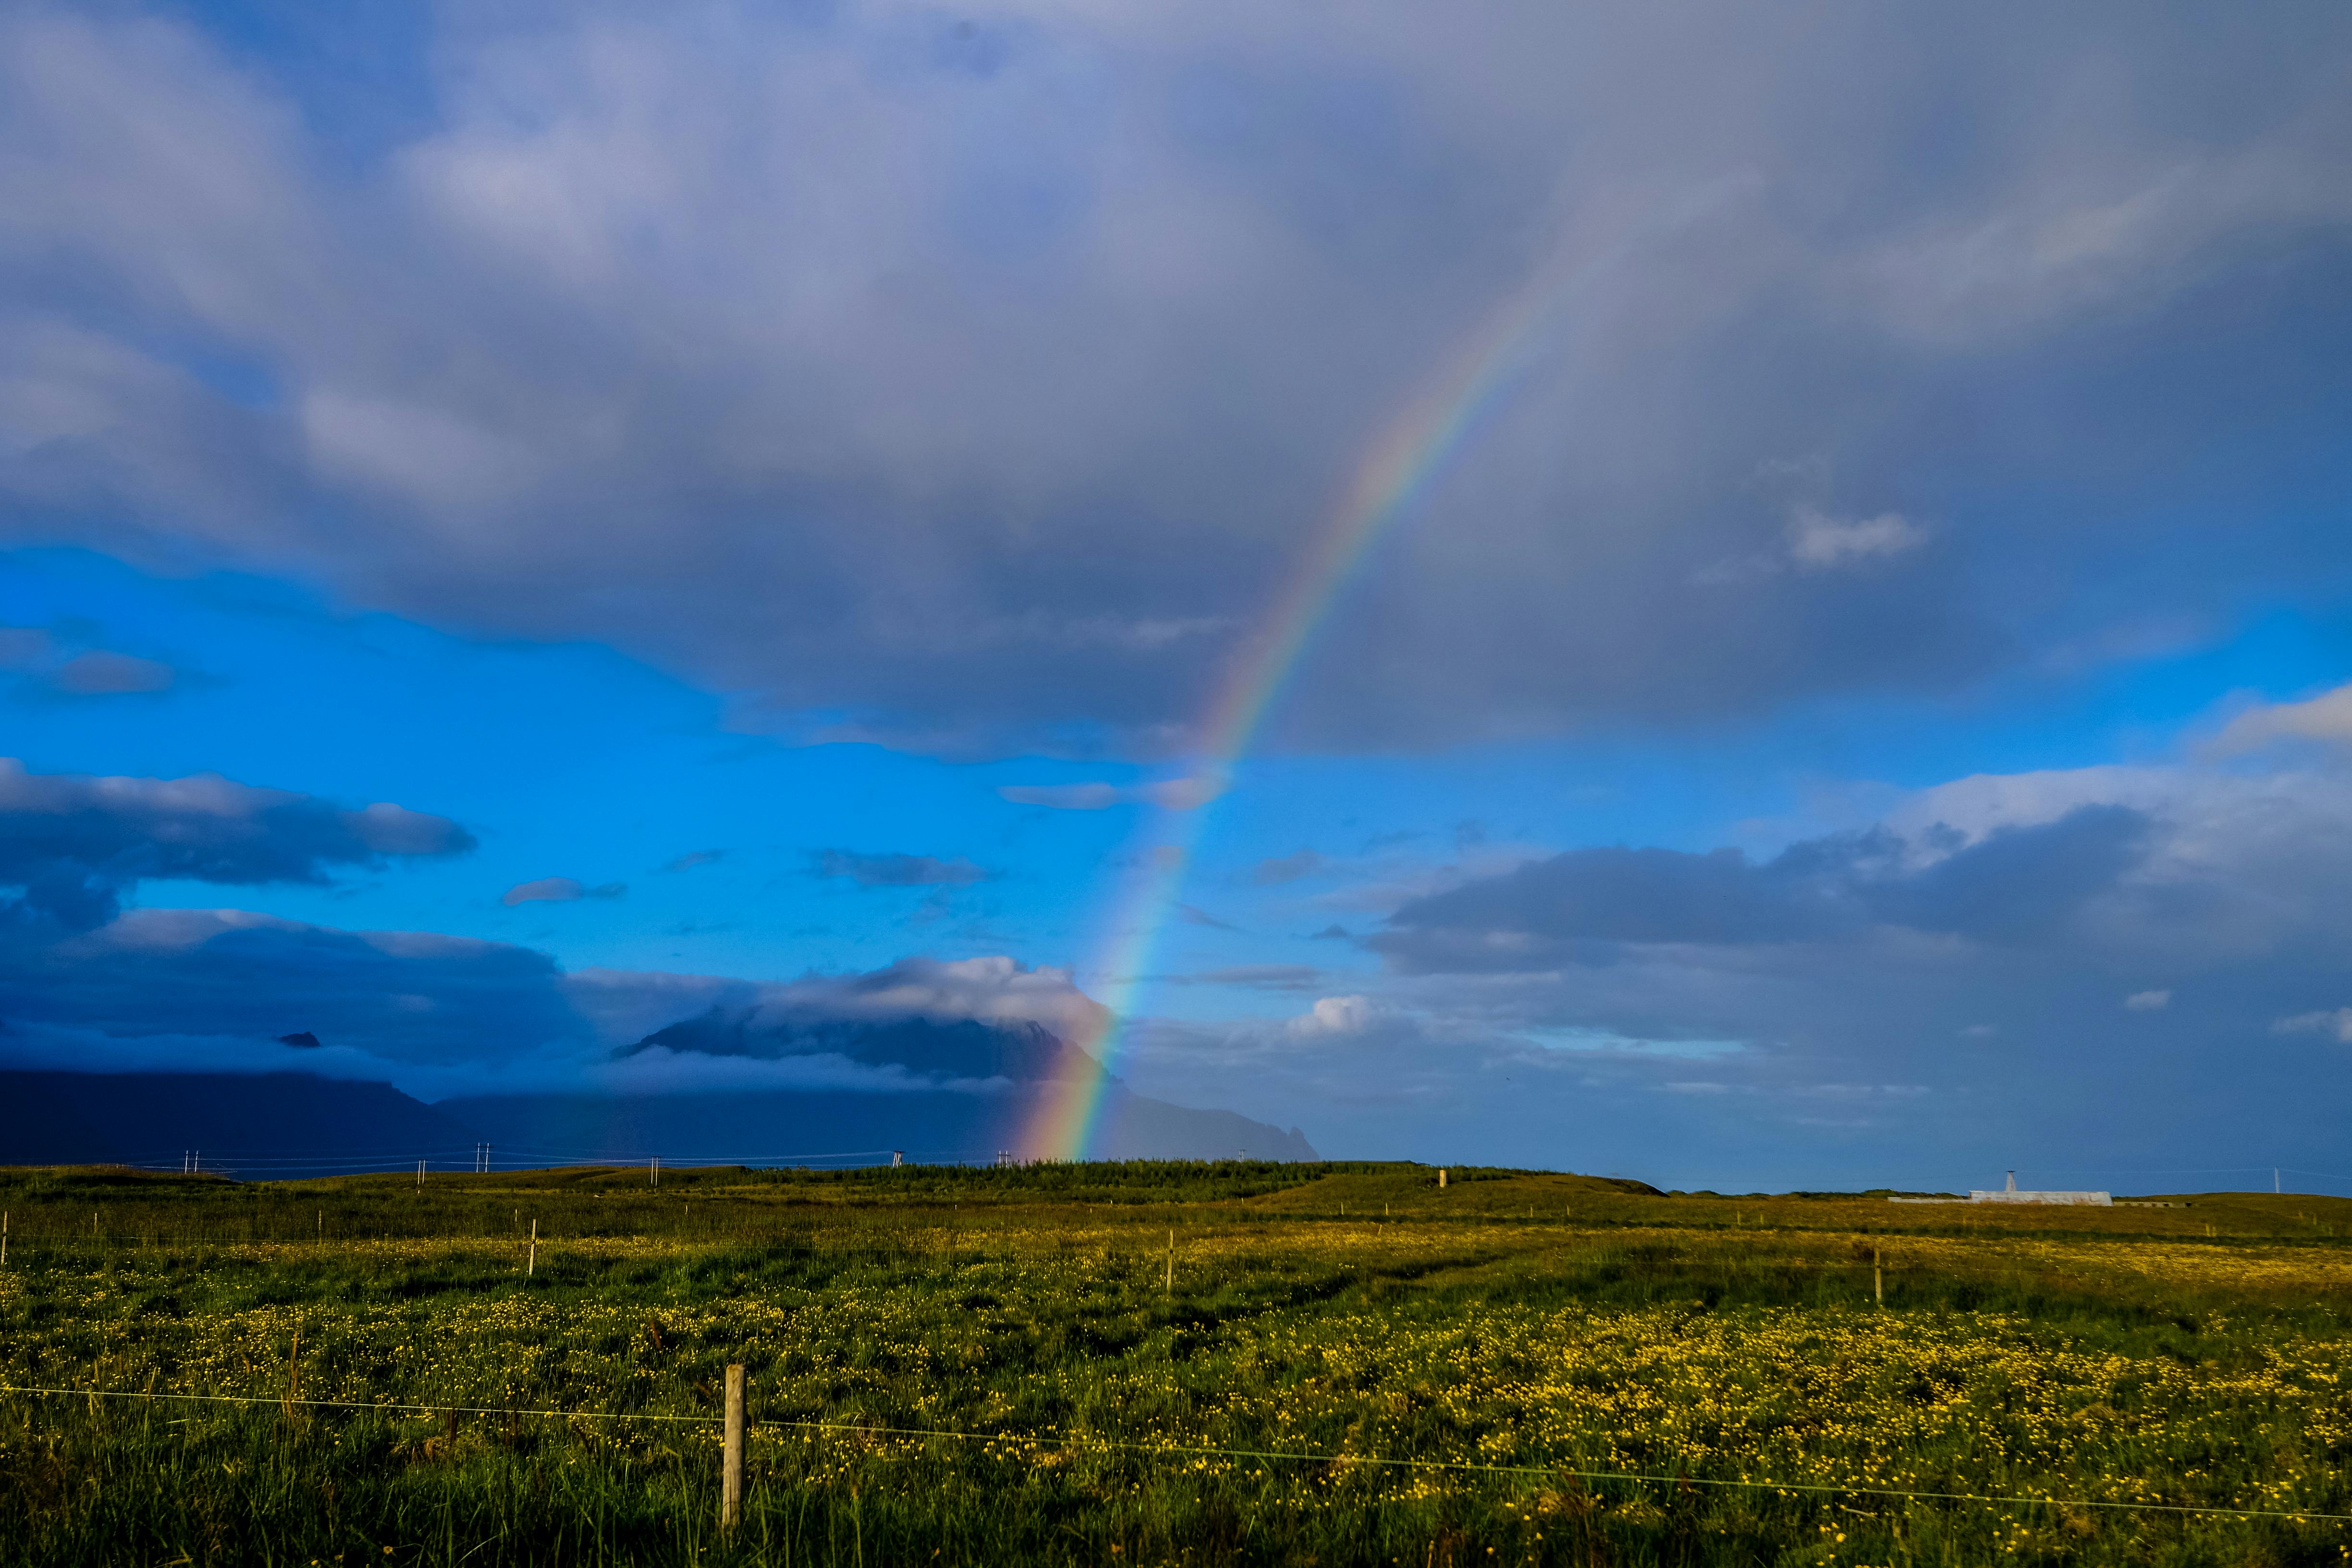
[2,1162,2349,1566]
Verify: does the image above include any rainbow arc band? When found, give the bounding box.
[1016,218,1654,1162]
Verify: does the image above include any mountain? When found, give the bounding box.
[439,1080,1315,1165]
[630,1008,1098,1083]
[0,1014,1320,1172]
[493,1004,1319,1163]
[0,1070,481,1176]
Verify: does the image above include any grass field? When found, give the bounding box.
[2,1161,2349,1566]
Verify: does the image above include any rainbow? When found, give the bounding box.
[1017,238,1608,1161]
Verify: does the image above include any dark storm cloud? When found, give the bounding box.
[1374,806,2152,971]
[812,850,994,888]
[0,757,473,932]
[0,906,1107,1099]
[0,910,584,1065]
[1192,765,2352,1181]
[4,6,2349,752]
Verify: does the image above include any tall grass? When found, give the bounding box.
[1,1164,2348,1565]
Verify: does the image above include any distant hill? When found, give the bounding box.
[439,1081,1316,1165]
[0,1056,1317,1173]
[0,1071,481,1176]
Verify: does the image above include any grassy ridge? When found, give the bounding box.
[2,1163,2349,1566]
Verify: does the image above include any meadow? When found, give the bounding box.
[1,1161,2349,1567]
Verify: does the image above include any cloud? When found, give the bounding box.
[617,956,1113,1082]
[662,848,724,872]
[7,7,2346,752]
[1249,849,1325,886]
[1786,507,1929,571]
[2273,1008,2352,1044]
[1187,965,1323,990]
[997,776,1226,811]
[1372,804,2152,971]
[998,783,1123,811]
[1177,902,1240,931]
[1146,754,2352,1173]
[0,757,472,932]
[500,876,625,906]
[53,649,175,694]
[0,625,179,696]
[0,888,1115,1100]
[0,907,587,1076]
[2211,681,2352,754]
[1288,995,1389,1037]
[811,849,993,888]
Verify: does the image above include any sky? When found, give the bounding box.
[2,0,2351,1191]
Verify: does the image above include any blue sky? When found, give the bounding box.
[3,1,2351,1189]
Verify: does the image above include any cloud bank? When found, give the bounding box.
[4,5,2347,753]
[0,758,472,932]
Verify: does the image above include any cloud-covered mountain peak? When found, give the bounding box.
[628,1006,1098,1087]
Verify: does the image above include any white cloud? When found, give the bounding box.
[1288,994,1386,1036]
[2124,989,2170,1011]
[2272,1008,2352,1044]
[2211,681,2352,755]
[1787,506,1929,570]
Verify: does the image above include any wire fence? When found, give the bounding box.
[16,1148,2350,1193]
[0,1382,2343,1527]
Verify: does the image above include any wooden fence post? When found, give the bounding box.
[527,1218,537,1276]
[1164,1229,1174,1296]
[1874,1247,1884,1307]
[722,1364,746,1531]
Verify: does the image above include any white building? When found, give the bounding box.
[1967,1170,2110,1206]
[1889,1171,2114,1206]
